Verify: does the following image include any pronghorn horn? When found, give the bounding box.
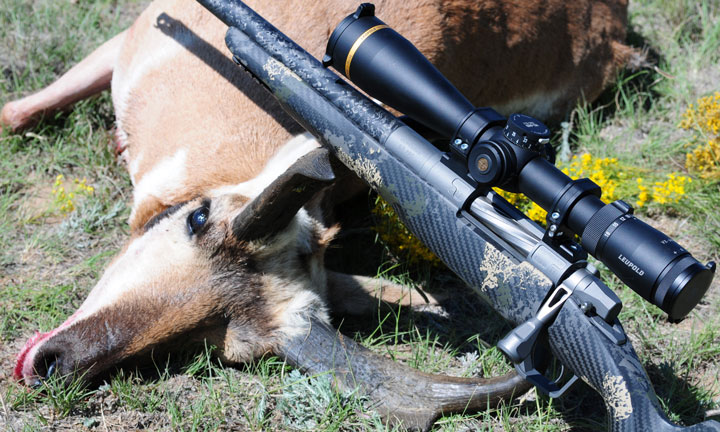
[278,317,532,432]
[233,148,337,240]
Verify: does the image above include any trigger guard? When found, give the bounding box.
[516,355,579,398]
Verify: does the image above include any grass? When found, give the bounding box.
[1,0,719,431]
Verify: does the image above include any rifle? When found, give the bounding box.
[199,0,719,430]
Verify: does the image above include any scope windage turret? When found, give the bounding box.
[323,3,715,320]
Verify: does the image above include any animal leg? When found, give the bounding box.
[0,30,126,133]
[326,270,446,316]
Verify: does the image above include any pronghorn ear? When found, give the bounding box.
[232,148,338,240]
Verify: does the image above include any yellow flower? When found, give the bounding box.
[686,138,720,179]
[682,92,720,178]
[650,174,691,205]
[50,174,95,215]
[526,202,547,222]
[372,197,442,267]
[635,178,650,208]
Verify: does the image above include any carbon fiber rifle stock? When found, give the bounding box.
[199,0,720,430]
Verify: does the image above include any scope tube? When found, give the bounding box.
[518,157,715,321]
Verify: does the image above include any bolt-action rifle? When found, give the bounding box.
[199,0,719,430]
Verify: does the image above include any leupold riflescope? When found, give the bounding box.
[322,3,715,321]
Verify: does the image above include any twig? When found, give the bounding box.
[23,132,46,141]
[653,65,675,80]
[100,394,109,432]
[559,109,577,163]
[98,171,128,202]
[0,390,9,420]
[706,408,720,419]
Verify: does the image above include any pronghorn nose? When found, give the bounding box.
[33,352,61,384]
[45,358,58,380]
[26,361,55,388]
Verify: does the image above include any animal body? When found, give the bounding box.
[1,0,633,429]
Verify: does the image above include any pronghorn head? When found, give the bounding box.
[14,149,529,430]
[14,149,338,386]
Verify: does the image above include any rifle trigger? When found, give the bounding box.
[548,374,579,398]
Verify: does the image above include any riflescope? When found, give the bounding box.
[323,3,715,321]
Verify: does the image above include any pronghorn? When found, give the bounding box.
[1,0,634,429]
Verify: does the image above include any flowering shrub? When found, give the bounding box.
[681,91,720,179]
[496,153,691,223]
[644,174,691,206]
[51,174,95,214]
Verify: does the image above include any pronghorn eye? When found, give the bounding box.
[187,203,210,235]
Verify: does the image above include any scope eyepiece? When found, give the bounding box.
[521,159,717,321]
[581,201,716,321]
